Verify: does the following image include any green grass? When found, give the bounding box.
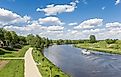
[74,43,121,54]
[0,45,30,77]
[32,49,69,77]
[0,60,24,77]
[0,45,30,57]
[0,48,17,57]
[15,45,30,57]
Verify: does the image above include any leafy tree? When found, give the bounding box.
[26,34,35,45]
[4,31,12,46]
[89,35,96,43]
[11,31,19,45]
[0,28,4,41]
[18,36,27,45]
[35,35,41,48]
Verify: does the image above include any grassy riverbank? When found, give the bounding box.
[0,45,30,77]
[32,49,69,77]
[0,60,24,77]
[75,43,121,54]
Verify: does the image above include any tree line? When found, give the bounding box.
[0,28,52,50]
[0,28,119,50]
[53,35,118,45]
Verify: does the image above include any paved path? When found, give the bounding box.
[24,48,42,77]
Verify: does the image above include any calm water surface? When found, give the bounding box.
[43,45,121,77]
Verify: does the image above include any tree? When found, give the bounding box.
[35,35,41,48]
[0,28,4,41]
[11,31,19,46]
[18,36,27,45]
[26,34,35,45]
[89,35,96,43]
[4,31,12,46]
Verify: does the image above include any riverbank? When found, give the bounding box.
[32,48,70,77]
[74,44,121,55]
[0,46,30,77]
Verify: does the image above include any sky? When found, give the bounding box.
[0,0,121,40]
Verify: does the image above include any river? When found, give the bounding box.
[43,45,121,77]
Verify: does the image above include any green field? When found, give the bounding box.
[75,43,121,54]
[0,60,24,77]
[32,49,69,77]
[0,45,30,77]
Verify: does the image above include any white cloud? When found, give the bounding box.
[68,22,78,26]
[4,22,45,32]
[0,8,31,26]
[71,30,78,34]
[106,22,121,28]
[2,9,121,40]
[74,18,103,29]
[4,20,64,38]
[38,16,64,25]
[36,8,41,12]
[115,0,120,5]
[47,25,64,31]
[36,1,79,16]
[82,29,104,34]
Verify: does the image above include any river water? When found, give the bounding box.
[43,45,121,77]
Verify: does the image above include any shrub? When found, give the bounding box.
[13,44,22,49]
[3,47,15,51]
[0,50,5,55]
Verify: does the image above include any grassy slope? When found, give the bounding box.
[0,46,30,77]
[0,45,30,57]
[0,48,16,57]
[32,49,69,77]
[75,44,121,54]
[15,45,30,57]
[0,60,24,77]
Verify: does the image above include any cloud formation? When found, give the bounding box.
[0,8,31,26]
[115,0,120,5]
[38,16,64,25]
[36,0,79,16]
[47,26,64,31]
[106,22,121,28]
[1,8,121,40]
[74,18,103,29]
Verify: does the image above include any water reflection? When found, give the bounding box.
[43,45,121,77]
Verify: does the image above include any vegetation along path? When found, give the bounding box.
[24,48,42,77]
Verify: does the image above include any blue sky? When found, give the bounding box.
[0,0,121,39]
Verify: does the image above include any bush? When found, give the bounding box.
[0,50,5,55]
[13,44,22,49]
[3,47,15,51]
[99,41,107,48]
